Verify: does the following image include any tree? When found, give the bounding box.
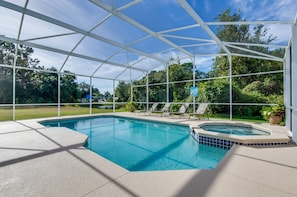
[131,61,209,104]
[104,91,113,102]
[0,41,16,66]
[0,41,46,104]
[0,76,12,104]
[31,67,58,103]
[212,9,283,82]
[115,81,130,102]
[169,62,193,101]
[212,9,283,91]
[1,41,108,104]
[60,71,79,103]
[205,8,284,117]
[78,81,90,99]
[0,42,13,103]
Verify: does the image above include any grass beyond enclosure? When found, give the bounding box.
[0,106,126,121]
[0,105,268,123]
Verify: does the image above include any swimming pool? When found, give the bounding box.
[200,123,269,135]
[41,116,228,171]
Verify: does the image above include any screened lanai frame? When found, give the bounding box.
[0,0,297,141]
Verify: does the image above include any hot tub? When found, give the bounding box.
[199,123,269,136]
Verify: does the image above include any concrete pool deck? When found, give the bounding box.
[0,113,297,197]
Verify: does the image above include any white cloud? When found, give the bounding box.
[20,15,73,40]
[264,0,297,21]
[61,56,100,76]
[230,0,296,45]
[158,50,181,62]
[231,0,297,21]
[92,78,114,93]
[93,63,126,79]
[31,49,67,70]
[27,0,108,30]
[0,7,22,39]
[265,24,292,45]
[130,56,163,71]
[30,34,84,52]
[194,56,214,72]
[231,0,255,14]
[73,36,121,60]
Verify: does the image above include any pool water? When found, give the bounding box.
[200,124,269,135]
[41,116,228,171]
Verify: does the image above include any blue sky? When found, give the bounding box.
[1,0,297,92]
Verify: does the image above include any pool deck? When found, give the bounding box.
[1,112,297,197]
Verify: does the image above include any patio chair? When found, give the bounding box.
[161,103,171,113]
[151,103,171,116]
[192,103,209,119]
[169,103,190,118]
[146,103,159,114]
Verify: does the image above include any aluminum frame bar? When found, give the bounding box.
[0,0,165,65]
[177,0,231,56]
[89,0,194,58]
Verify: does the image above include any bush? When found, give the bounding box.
[126,101,136,112]
[261,103,285,121]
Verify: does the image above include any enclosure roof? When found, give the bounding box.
[1,0,296,81]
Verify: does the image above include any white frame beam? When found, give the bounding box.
[90,0,194,57]
[177,0,231,56]
[0,0,166,64]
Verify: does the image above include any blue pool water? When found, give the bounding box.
[200,124,269,135]
[41,116,228,171]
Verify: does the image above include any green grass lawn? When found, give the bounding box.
[0,106,126,121]
[0,106,269,123]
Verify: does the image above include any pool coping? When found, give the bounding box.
[1,112,296,196]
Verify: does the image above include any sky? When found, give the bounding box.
[1,0,297,93]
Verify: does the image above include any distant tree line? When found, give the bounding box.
[0,42,112,104]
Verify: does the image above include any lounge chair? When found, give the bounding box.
[169,103,190,118]
[192,103,209,119]
[151,103,171,116]
[146,103,159,114]
[161,103,171,113]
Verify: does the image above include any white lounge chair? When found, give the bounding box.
[150,103,171,116]
[192,103,209,119]
[161,103,171,113]
[146,103,159,114]
[169,103,190,118]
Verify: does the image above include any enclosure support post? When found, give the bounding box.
[228,55,233,121]
[58,73,61,117]
[90,77,93,114]
[12,5,26,120]
[113,80,116,112]
[166,64,169,103]
[130,69,133,101]
[192,57,196,113]
[146,72,149,111]
[290,18,297,143]
[12,46,17,121]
